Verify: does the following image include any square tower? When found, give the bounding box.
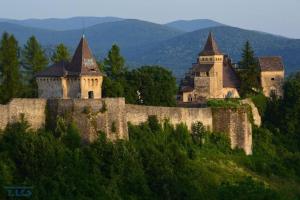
[36,36,103,99]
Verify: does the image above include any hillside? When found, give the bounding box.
[126,26,300,77]
[0,20,299,77]
[165,19,223,32]
[0,16,124,31]
[0,19,184,58]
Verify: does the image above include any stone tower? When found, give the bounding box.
[179,32,240,103]
[36,35,103,99]
[258,56,285,97]
[196,32,224,98]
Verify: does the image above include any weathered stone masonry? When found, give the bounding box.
[0,98,253,155]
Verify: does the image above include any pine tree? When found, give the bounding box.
[51,43,70,63]
[104,44,125,79]
[102,44,126,98]
[239,41,260,97]
[0,33,23,103]
[22,36,48,97]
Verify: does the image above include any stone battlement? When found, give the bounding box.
[0,98,253,155]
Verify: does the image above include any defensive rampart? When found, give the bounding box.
[0,98,253,155]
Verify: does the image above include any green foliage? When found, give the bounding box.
[191,121,207,146]
[62,122,81,149]
[218,177,282,200]
[0,32,23,103]
[54,116,67,138]
[0,116,298,199]
[264,72,300,152]
[250,93,267,118]
[238,41,261,97]
[22,36,48,97]
[126,66,177,106]
[102,44,177,106]
[147,115,161,132]
[51,43,70,63]
[102,44,126,98]
[207,99,241,108]
[104,44,125,79]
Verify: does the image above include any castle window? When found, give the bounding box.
[210,58,213,61]
[95,79,98,85]
[271,78,275,81]
[188,94,193,102]
[206,72,209,76]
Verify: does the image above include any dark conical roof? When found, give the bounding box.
[68,35,102,76]
[36,35,103,77]
[199,32,222,56]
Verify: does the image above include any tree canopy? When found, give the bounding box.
[238,41,261,97]
[22,36,48,97]
[0,32,23,103]
[51,43,70,63]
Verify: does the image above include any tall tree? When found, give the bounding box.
[22,36,48,97]
[0,33,23,103]
[238,41,260,97]
[104,44,125,79]
[126,66,177,106]
[102,44,127,98]
[51,43,70,63]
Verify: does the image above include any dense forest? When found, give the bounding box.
[0,33,300,199]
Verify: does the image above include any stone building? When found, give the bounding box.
[36,35,103,99]
[258,56,285,97]
[179,32,240,103]
[178,33,285,103]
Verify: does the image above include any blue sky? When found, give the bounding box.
[1,0,299,38]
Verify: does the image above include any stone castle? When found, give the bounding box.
[0,34,277,155]
[178,33,285,104]
[36,35,103,99]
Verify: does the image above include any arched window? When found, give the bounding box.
[188,94,193,102]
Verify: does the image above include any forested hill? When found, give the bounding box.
[0,19,299,77]
[127,26,300,77]
[165,19,223,32]
[0,17,124,31]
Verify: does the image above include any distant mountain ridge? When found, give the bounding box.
[0,17,124,31]
[165,19,223,32]
[0,17,299,77]
[126,26,300,76]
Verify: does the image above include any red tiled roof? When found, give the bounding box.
[258,56,284,72]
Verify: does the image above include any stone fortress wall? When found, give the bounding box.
[0,98,255,155]
[0,99,47,130]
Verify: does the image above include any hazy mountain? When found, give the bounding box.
[165,19,223,32]
[126,26,300,77]
[0,19,184,56]
[0,19,299,78]
[0,17,124,31]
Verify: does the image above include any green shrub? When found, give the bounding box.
[207,99,241,108]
